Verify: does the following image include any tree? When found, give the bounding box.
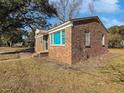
[25,31,35,47]
[51,0,83,22]
[0,0,57,47]
[1,29,23,47]
[88,0,95,15]
[108,25,124,48]
[0,0,57,32]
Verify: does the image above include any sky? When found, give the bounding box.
[49,0,124,28]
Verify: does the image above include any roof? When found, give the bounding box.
[48,16,108,33]
[71,16,99,22]
[35,29,48,35]
[71,16,108,32]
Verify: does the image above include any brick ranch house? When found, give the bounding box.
[35,16,108,64]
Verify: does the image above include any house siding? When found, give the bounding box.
[48,26,73,64]
[72,19,108,64]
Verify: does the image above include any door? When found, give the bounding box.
[43,35,48,51]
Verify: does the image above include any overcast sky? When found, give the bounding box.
[49,0,124,28]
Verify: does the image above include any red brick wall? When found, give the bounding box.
[35,19,108,64]
[48,27,73,64]
[72,19,108,64]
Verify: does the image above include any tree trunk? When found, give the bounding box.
[5,41,8,47]
[8,41,12,47]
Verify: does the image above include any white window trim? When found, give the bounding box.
[102,34,105,46]
[50,30,65,47]
[60,31,63,45]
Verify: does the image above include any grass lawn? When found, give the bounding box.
[0,49,124,93]
[0,54,20,61]
[0,47,26,52]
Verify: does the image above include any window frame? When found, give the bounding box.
[53,31,61,45]
[50,30,65,46]
[62,30,65,45]
[102,34,105,47]
[84,32,91,48]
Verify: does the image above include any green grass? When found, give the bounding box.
[0,49,124,93]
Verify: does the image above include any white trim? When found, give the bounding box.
[35,29,40,34]
[60,31,62,44]
[50,34,54,45]
[102,34,105,46]
[35,35,43,39]
[49,22,73,34]
[50,34,51,45]
[48,21,72,31]
[50,44,65,47]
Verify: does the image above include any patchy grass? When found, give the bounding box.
[0,49,124,93]
[0,47,26,52]
[0,54,20,61]
[100,49,124,84]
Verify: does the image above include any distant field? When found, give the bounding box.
[0,49,123,93]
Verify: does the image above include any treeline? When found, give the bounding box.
[0,30,35,47]
[0,29,23,47]
[108,25,124,48]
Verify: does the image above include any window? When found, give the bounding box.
[53,31,61,44]
[62,31,65,44]
[84,32,90,47]
[102,34,105,46]
[50,30,65,46]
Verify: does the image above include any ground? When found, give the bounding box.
[0,54,20,61]
[0,48,124,93]
[0,47,26,52]
[0,47,32,61]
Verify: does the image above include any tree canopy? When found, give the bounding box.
[51,0,82,22]
[0,0,57,32]
[108,25,124,48]
[0,0,57,47]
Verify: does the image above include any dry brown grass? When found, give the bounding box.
[0,49,123,93]
[0,47,26,52]
[0,54,20,61]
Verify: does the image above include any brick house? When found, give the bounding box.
[35,16,108,64]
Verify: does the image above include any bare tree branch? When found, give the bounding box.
[52,0,83,22]
[88,0,95,15]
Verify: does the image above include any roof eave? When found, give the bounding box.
[48,21,73,33]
